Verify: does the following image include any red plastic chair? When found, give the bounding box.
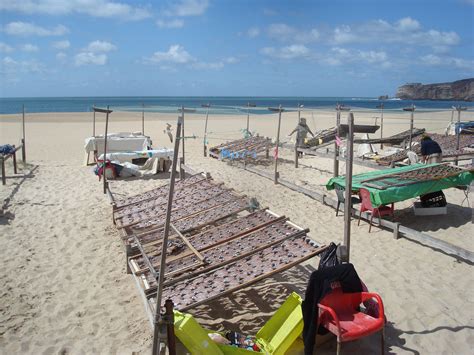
[357,188,394,232]
[318,287,385,355]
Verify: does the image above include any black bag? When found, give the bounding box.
[318,242,340,269]
[420,191,446,208]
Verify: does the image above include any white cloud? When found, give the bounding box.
[420,54,474,70]
[3,22,69,36]
[156,19,184,29]
[166,0,209,16]
[333,25,357,44]
[358,50,387,63]
[85,40,117,52]
[247,27,260,38]
[224,56,238,64]
[145,44,194,64]
[261,45,310,59]
[20,43,39,52]
[52,40,70,50]
[191,61,224,70]
[396,17,421,31]
[331,18,459,49]
[56,52,67,61]
[144,44,237,71]
[267,23,319,43]
[323,47,391,68]
[1,56,45,74]
[0,0,151,21]
[74,52,107,66]
[0,42,14,53]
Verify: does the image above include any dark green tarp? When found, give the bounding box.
[326,163,474,207]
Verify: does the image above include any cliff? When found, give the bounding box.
[396,78,474,101]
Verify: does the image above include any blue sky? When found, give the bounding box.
[0,0,473,97]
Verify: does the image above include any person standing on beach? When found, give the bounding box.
[420,135,442,163]
[289,117,314,157]
[164,123,173,143]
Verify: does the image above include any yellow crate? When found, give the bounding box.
[174,292,303,354]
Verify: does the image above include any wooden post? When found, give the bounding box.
[179,157,185,180]
[22,105,26,162]
[334,105,341,177]
[298,103,301,123]
[454,106,467,166]
[165,300,176,355]
[103,105,110,195]
[142,103,145,135]
[342,113,355,262]
[93,104,96,137]
[246,102,250,133]
[203,104,210,157]
[269,105,283,184]
[1,158,5,185]
[181,106,185,165]
[152,116,182,355]
[295,147,299,168]
[245,103,256,136]
[403,105,415,151]
[409,105,414,150]
[393,222,400,240]
[12,145,17,174]
[377,103,384,150]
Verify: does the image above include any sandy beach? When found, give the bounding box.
[1,109,473,354]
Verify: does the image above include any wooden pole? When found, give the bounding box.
[343,113,354,262]
[93,104,96,137]
[21,105,26,162]
[245,103,256,135]
[12,145,17,174]
[152,116,182,355]
[165,300,176,355]
[103,105,110,195]
[408,105,415,151]
[203,104,210,157]
[273,105,283,184]
[246,102,250,133]
[181,106,185,165]
[333,105,341,177]
[142,103,145,135]
[295,146,299,168]
[380,103,384,150]
[454,106,467,165]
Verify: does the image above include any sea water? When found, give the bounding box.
[0,96,473,115]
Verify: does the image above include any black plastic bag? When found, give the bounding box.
[318,242,340,269]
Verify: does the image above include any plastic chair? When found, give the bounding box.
[357,188,394,232]
[335,185,361,216]
[318,287,385,355]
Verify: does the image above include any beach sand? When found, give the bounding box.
[1,109,473,354]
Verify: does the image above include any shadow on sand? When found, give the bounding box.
[0,165,39,225]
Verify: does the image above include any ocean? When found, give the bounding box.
[0,96,473,115]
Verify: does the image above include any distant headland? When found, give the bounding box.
[396,78,474,102]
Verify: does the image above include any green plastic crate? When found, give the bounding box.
[174,292,303,354]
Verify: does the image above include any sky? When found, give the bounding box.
[0,0,473,97]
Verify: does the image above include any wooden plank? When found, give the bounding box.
[149,243,328,312]
[161,227,310,289]
[170,223,205,262]
[118,191,242,229]
[398,225,474,262]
